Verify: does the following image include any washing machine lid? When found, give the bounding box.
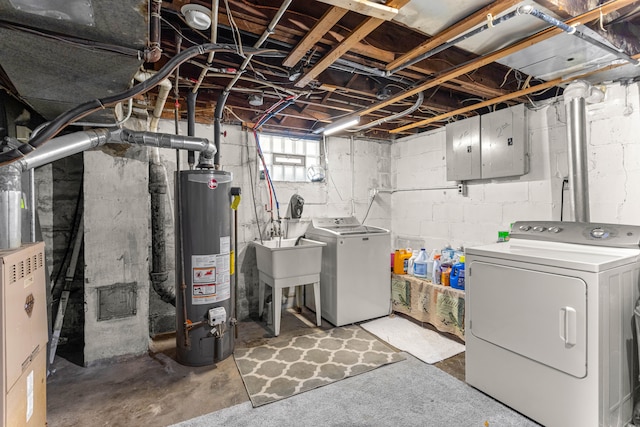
[467,239,640,273]
[307,217,389,236]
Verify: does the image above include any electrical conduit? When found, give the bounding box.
[213,0,293,166]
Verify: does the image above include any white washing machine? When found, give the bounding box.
[465,221,640,427]
[306,217,390,326]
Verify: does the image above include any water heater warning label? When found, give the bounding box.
[192,251,230,305]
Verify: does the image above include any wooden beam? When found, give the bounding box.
[356,0,637,118]
[390,51,640,133]
[295,0,410,88]
[385,0,522,71]
[283,7,349,68]
[214,5,525,101]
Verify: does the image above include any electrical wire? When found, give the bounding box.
[244,130,264,244]
[252,130,277,220]
[560,178,568,221]
[159,16,200,46]
[361,191,376,224]
[0,43,274,166]
[223,0,245,58]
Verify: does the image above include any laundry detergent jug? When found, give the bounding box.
[450,256,465,290]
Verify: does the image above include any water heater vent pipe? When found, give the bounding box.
[563,80,604,222]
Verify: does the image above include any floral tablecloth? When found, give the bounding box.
[391,273,465,341]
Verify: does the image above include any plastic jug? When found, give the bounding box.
[450,256,465,290]
[412,248,429,278]
[426,251,434,277]
[440,262,453,286]
[431,254,441,284]
[393,249,411,274]
[407,249,419,275]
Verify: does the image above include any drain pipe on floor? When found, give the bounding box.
[563,80,604,222]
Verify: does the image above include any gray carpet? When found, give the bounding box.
[172,352,541,427]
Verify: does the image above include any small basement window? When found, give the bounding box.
[258,134,322,182]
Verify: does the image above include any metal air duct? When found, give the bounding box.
[563,80,604,222]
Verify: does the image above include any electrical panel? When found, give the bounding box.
[446,104,528,181]
[445,115,481,181]
[481,104,528,179]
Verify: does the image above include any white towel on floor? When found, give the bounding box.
[361,316,464,364]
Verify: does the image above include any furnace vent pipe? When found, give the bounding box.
[563,80,604,222]
[0,128,217,249]
[116,129,217,168]
[0,163,22,249]
[15,128,111,172]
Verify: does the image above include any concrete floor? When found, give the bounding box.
[46,309,465,427]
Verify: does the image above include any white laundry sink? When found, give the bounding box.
[253,238,325,279]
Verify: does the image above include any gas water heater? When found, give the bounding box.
[175,169,235,366]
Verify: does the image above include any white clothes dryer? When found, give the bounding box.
[465,221,640,427]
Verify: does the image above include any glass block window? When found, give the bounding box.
[258,134,322,182]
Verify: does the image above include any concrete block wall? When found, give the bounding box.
[83,147,150,364]
[390,81,640,252]
[151,121,392,323]
[37,80,638,363]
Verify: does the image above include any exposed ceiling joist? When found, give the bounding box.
[357,0,638,119]
[294,0,411,88]
[282,6,348,68]
[391,52,640,134]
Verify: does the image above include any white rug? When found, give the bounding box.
[361,316,465,364]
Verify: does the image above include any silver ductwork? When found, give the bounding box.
[0,163,22,248]
[563,80,604,223]
[0,128,218,249]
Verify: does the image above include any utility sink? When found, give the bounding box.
[253,238,325,280]
[253,237,326,336]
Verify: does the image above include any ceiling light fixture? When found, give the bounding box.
[323,116,360,135]
[376,86,392,100]
[248,93,264,106]
[181,4,212,30]
[313,0,398,21]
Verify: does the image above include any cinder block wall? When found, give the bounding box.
[390,81,640,252]
[152,121,393,326]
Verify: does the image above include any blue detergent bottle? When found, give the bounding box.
[450,256,466,290]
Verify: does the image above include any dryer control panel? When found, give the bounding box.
[510,221,640,248]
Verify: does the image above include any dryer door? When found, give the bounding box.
[469,261,587,378]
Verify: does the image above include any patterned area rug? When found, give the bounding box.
[234,325,405,407]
